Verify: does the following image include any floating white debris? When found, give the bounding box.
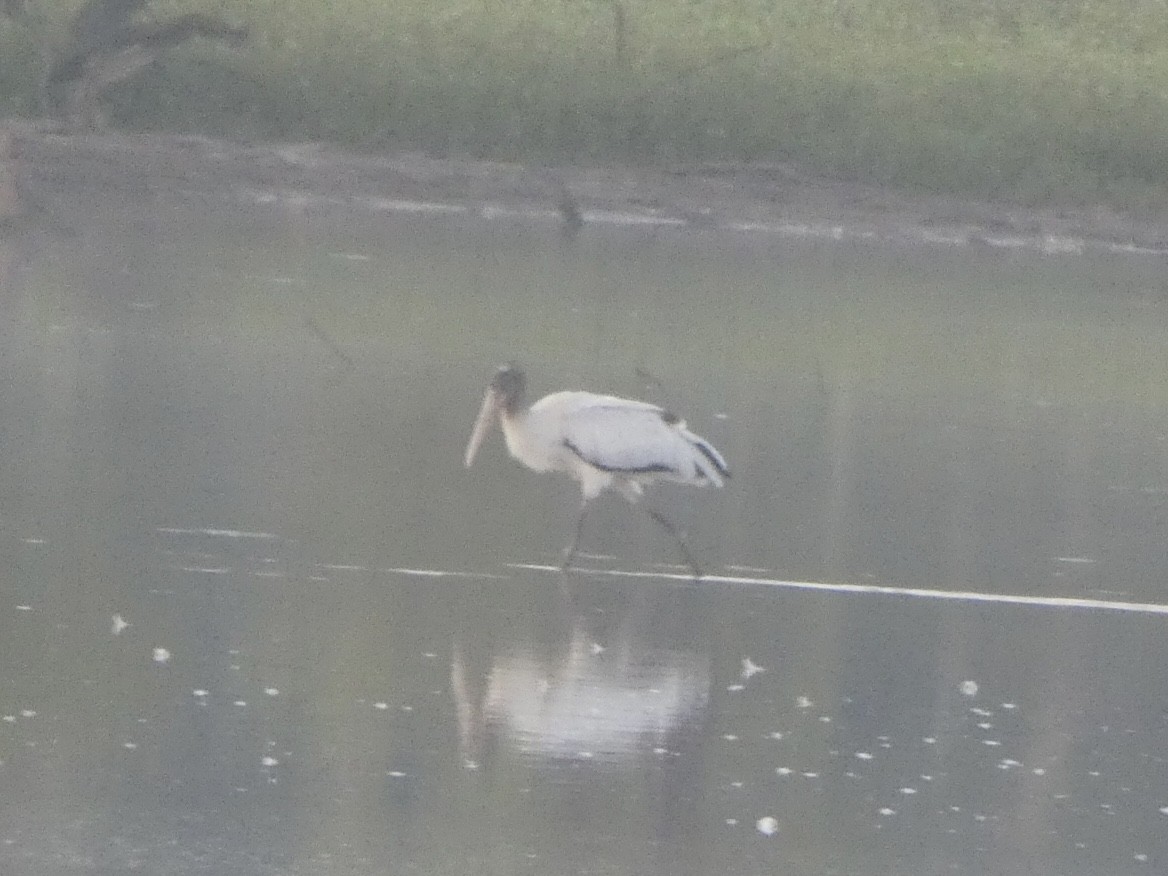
[193,689,208,698]
[768,731,784,740]
[15,605,31,612]
[725,818,738,826]
[1001,703,1017,709]
[1033,768,1046,776]
[388,770,406,778]
[19,710,35,718]
[901,787,917,795]
[590,642,604,656]
[960,680,979,697]
[1134,853,1148,863]
[21,538,46,545]
[819,716,832,723]
[796,696,813,709]
[978,722,994,730]
[123,742,137,750]
[923,736,937,744]
[982,739,1002,747]
[153,648,171,664]
[2,716,14,723]
[971,707,993,717]
[374,702,389,710]
[1159,806,1168,815]
[727,683,745,692]
[234,701,247,707]
[722,734,739,741]
[730,781,744,788]
[855,752,873,760]
[261,756,279,767]
[112,615,129,635]
[741,658,765,680]
[265,688,279,697]
[756,816,779,836]
[878,807,896,816]
[776,767,792,776]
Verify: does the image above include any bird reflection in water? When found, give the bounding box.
[450,578,713,871]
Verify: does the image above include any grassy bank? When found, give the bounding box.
[3,0,1168,208]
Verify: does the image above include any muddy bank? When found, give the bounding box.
[4,123,1168,254]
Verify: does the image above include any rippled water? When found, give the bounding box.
[1,190,1167,875]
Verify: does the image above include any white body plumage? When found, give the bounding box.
[464,364,729,575]
[496,390,727,502]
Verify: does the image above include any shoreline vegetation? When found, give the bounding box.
[2,0,1168,219]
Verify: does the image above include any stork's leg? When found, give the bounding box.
[644,507,703,580]
[561,502,589,572]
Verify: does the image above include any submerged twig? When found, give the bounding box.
[303,314,356,375]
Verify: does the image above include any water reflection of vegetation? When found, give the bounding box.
[141,228,1168,409]
[2,1,1168,206]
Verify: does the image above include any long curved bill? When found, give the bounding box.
[464,388,500,467]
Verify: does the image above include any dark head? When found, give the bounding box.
[464,363,528,468]
[489,362,526,415]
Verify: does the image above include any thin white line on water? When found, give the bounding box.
[507,564,1168,616]
[382,567,510,580]
[157,527,281,539]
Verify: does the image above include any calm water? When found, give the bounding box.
[1,190,1167,875]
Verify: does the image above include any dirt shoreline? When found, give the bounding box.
[5,123,1168,254]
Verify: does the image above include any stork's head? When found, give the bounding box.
[464,363,527,467]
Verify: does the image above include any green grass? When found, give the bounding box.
[5,0,1168,209]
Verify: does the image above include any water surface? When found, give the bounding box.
[1,192,1167,875]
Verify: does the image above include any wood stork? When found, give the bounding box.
[464,363,729,577]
